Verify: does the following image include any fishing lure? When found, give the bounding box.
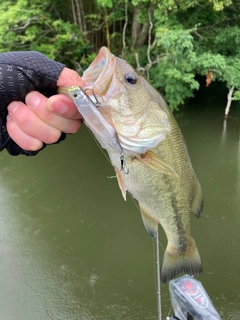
[68,86,128,171]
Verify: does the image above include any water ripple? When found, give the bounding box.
[227,314,240,320]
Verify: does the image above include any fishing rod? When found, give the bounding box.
[156,228,162,320]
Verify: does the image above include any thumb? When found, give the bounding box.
[57,67,85,87]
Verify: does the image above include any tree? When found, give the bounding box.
[1,0,240,112]
[124,0,240,111]
[0,0,90,70]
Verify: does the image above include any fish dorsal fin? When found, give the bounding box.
[136,150,178,177]
[114,166,127,201]
[139,203,158,238]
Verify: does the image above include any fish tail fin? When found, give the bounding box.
[160,238,202,284]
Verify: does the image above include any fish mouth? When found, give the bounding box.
[82,46,117,97]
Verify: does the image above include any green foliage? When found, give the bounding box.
[146,27,195,109]
[96,0,114,8]
[129,0,240,110]
[209,0,232,11]
[0,0,90,70]
[215,26,240,55]
[232,90,240,101]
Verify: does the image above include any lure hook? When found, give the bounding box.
[84,88,101,107]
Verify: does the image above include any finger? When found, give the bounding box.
[6,114,43,151]
[46,94,82,120]
[25,92,82,133]
[8,101,62,144]
[57,67,85,87]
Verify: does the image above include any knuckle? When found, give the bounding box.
[28,140,43,151]
[69,120,81,133]
[14,107,33,126]
[6,118,17,136]
[42,129,61,144]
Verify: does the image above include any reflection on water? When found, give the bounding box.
[0,105,239,319]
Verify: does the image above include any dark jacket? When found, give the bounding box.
[0,51,66,155]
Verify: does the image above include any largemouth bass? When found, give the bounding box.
[79,47,204,283]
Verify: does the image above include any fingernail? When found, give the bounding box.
[27,91,41,108]
[59,104,68,114]
[8,101,20,114]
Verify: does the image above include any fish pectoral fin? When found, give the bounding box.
[136,150,178,177]
[139,203,158,238]
[114,166,127,201]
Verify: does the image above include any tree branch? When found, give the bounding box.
[225,86,234,117]
[147,6,153,65]
[71,0,77,25]
[122,0,128,58]
[10,17,38,31]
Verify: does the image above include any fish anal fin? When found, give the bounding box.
[161,238,202,284]
[114,166,127,201]
[139,203,158,238]
[137,150,178,177]
[191,176,204,218]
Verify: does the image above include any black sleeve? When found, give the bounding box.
[0,51,66,156]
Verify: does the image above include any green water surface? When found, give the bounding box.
[0,104,239,320]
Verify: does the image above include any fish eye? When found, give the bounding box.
[124,72,138,85]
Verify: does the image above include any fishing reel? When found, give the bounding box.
[168,275,222,320]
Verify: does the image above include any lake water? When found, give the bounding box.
[0,102,239,320]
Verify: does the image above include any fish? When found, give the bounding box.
[79,47,204,283]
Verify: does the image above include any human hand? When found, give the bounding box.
[6,67,84,151]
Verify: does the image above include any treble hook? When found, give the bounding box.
[84,88,101,107]
[120,154,129,174]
